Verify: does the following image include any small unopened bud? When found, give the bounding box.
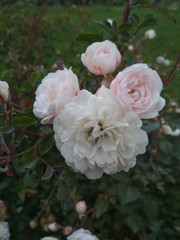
[156,56,165,64]
[163,59,171,66]
[63,225,73,235]
[128,45,134,51]
[144,29,156,39]
[75,201,86,218]
[48,222,60,232]
[162,125,180,137]
[0,80,9,104]
[29,219,38,229]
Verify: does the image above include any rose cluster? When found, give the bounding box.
[33,40,165,180]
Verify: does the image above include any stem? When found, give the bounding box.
[122,0,130,24]
[163,52,180,86]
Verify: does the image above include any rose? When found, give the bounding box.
[75,201,87,218]
[54,86,148,179]
[41,237,59,240]
[0,221,10,240]
[0,80,9,104]
[110,63,165,119]
[33,68,79,124]
[67,228,99,240]
[81,40,121,76]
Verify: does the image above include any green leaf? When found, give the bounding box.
[96,201,109,218]
[122,186,141,205]
[24,174,38,188]
[95,19,113,33]
[140,15,157,28]
[142,121,160,133]
[76,33,103,43]
[118,23,133,33]
[17,180,25,201]
[129,14,139,27]
[13,153,37,172]
[149,220,164,232]
[159,140,173,154]
[41,166,54,181]
[127,215,143,233]
[57,180,70,212]
[38,135,54,156]
[13,116,37,127]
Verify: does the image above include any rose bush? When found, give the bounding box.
[110,63,165,119]
[81,40,121,76]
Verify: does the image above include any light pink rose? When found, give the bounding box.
[33,68,79,124]
[67,228,99,240]
[0,80,9,104]
[81,40,121,76]
[110,63,165,119]
[75,201,86,218]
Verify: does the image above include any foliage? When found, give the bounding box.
[0,1,180,240]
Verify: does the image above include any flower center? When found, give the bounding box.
[87,122,103,144]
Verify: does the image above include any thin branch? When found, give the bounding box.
[163,52,180,86]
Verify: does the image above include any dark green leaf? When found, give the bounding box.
[13,116,37,127]
[38,135,54,156]
[127,215,143,233]
[13,153,37,172]
[96,201,109,218]
[41,166,54,181]
[129,14,139,27]
[159,140,173,154]
[24,174,38,188]
[122,186,141,205]
[57,180,70,212]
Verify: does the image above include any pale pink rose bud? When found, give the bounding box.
[33,68,79,124]
[144,29,156,39]
[29,219,38,229]
[63,225,73,235]
[81,40,121,76]
[75,201,86,218]
[156,56,165,64]
[128,45,134,51]
[48,222,60,232]
[0,80,9,104]
[110,63,165,119]
[162,125,180,137]
[163,59,171,66]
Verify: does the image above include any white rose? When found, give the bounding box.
[41,237,59,240]
[33,68,79,124]
[0,81,9,104]
[67,228,99,240]
[144,29,156,39]
[0,221,10,240]
[81,40,121,76]
[54,86,148,179]
[110,63,165,119]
